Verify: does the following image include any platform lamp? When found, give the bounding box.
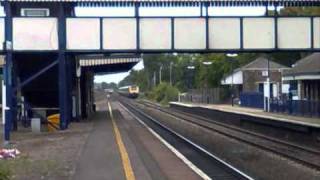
[226,53,238,106]
[187,65,195,89]
[202,61,213,88]
[202,61,212,104]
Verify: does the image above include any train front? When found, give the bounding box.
[128,86,139,98]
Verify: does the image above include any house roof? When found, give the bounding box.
[241,56,289,71]
[283,53,320,77]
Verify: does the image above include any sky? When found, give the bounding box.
[80,6,278,83]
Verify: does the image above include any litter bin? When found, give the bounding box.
[47,114,60,132]
[31,118,41,133]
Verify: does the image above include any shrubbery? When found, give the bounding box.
[147,83,179,105]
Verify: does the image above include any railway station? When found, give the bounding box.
[0,0,319,179]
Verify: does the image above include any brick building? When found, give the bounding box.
[221,56,289,98]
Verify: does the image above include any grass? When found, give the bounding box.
[0,156,60,180]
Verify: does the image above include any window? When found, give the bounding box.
[21,8,50,17]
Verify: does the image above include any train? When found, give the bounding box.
[118,85,139,98]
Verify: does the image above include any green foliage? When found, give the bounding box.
[118,52,304,95]
[280,7,320,16]
[148,82,179,105]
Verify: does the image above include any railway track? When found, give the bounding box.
[119,99,254,180]
[139,100,320,171]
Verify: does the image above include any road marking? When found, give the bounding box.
[119,103,211,180]
[108,102,136,180]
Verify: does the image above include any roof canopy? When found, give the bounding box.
[284,53,320,77]
[3,0,320,7]
[79,55,141,74]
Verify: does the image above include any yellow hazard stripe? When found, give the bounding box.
[108,102,136,180]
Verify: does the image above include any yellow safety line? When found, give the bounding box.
[108,102,136,180]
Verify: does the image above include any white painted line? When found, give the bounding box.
[119,103,212,180]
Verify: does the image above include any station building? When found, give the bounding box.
[221,56,289,105]
[283,53,320,101]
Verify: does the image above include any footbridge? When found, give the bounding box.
[2,0,320,141]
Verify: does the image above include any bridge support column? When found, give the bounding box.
[4,53,13,142]
[3,1,14,142]
[59,53,69,130]
[58,4,70,129]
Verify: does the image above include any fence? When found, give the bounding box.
[239,92,264,109]
[270,99,320,118]
[179,88,226,104]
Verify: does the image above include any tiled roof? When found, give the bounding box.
[222,56,288,80]
[241,56,289,71]
[283,53,320,76]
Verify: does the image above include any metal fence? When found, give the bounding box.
[270,99,320,118]
[239,92,264,109]
[179,88,225,104]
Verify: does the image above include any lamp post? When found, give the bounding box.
[202,61,212,89]
[187,65,195,89]
[202,61,212,104]
[226,53,238,106]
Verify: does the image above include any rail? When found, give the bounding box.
[119,99,254,180]
[141,100,320,171]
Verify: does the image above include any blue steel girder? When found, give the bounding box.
[3,1,320,7]
[14,59,59,91]
[4,0,13,142]
[58,3,70,130]
[5,14,320,54]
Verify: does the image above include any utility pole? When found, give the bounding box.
[170,62,173,86]
[159,65,163,84]
[153,71,156,86]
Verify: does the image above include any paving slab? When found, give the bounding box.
[72,110,126,180]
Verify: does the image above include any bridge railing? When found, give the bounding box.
[2,16,320,52]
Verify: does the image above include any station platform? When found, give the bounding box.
[73,100,201,180]
[170,102,320,129]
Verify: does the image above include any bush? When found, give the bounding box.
[148,83,179,105]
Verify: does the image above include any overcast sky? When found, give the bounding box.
[85,6,273,84]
